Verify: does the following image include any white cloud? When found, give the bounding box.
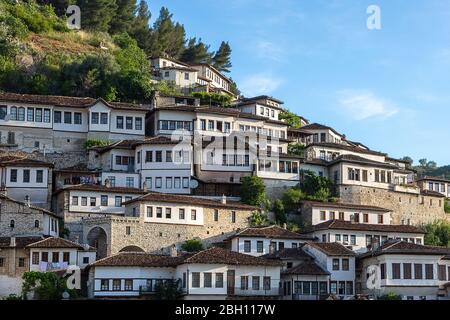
[337,90,399,120]
[240,73,283,97]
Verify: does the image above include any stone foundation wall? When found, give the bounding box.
[337,185,449,225]
[82,207,253,256]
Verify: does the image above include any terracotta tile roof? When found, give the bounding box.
[123,192,257,210]
[420,190,446,198]
[133,136,182,146]
[301,123,344,137]
[90,252,184,268]
[233,225,313,240]
[0,93,149,111]
[0,155,53,168]
[301,200,391,212]
[308,142,387,157]
[302,220,425,234]
[261,247,310,260]
[417,176,450,183]
[239,95,284,105]
[26,237,87,250]
[306,241,356,257]
[0,236,44,248]
[282,260,330,276]
[54,164,96,173]
[183,247,282,266]
[359,240,450,258]
[88,140,141,154]
[54,184,146,195]
[328,154,398,169]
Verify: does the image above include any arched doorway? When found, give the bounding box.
[87,227,108,259]
[119,246,145,253]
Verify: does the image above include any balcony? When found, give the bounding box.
[229,287,280,298]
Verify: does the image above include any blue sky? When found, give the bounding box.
[146,0,450,165]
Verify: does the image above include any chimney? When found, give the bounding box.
[10,237,16,247]
[283,223,287,230]
[104,179,111,188]
[170,244,178,257]
[221,194,227,204]
[143,180,148,192]
[24,195,31,207]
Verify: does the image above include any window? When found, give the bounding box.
[90,197,96,206]
[380,263,386,279]
[204,273,212,288]
[54,110,61,123]
[320,211,326,221]
[278,242,285,250]
[332,259,340,271]
[192,273,200,288]
[18,258,25,267]
[166,151,172,162]
[126,226,131,235]
[363,214,369,223]
[113,279,121,291]
[182,177,189,189]
[329,211,335,220]
[392,263,401,279]
[81,197,87,206]
[339,212,345,220]
[362,170,368,182]
[126,177,134,188]
[184,72,189,80]
[41,252,48,262]
[213,210,219,222]
[438,265,446,281]
[34,220,39,228]
[74,112,82,125]
[336,234,341,242]
[145,151,153,162]
[146,206,153,218]
[23,169,30,183]
[378,215,384,224]
[166,177,172,189]
[10,169,17,182]
[200,119,206,130]
[155,151,162,162]
[231,211,236,223]
[241,276,249,290]
[63,252,70,263]
[32,252,39,265]
[350,235,356,245]
[244,240,251,253]
[124,279,133,291]
[115,196,122,207]
[208,120,214,131]
[155,177,162,188]
[263,277,271,290]
[0,105,6,120]
[156,207,163,218]
[256,241,263,253]
[18,107,25,121]
[27,108,34,122]
[100,195,108,206]
[64,112,72,124]
[43,109,50,123]
[91,112,99,124]
[52,252,59,263]
[165,208,171,219]
[215,273,224,288]
[425,264,434,279]
[179,208,185,220]
[135,118,142,131]
[403,263,412,279]
[116,116,124,129]
[100,113,108,124]
[101,279,109,291]
[191,209,197,221]
[36,170,43,183]
[10,106,17,120]
[346,282,353,295]
[126,117,133,129]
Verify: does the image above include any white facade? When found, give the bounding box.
[29,247,96,272]
[230,237,306,257]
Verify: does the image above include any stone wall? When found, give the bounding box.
[82,207,253,256]
[337,185,449,225]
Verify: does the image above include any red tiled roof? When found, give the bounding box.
[0,156,53,168]
[359,240,450,258]
[306,241,356,257]
[261,247,310,260]
[0,236,44,248]
[26,237,88,250]
[124,193,257,210]
[301,200,391,212]
[420,190,446,198]
[282,260,330,276]
[90,252,184,267]
[233,225,312,240]
[302,220,425,234]
[54,184,146,195]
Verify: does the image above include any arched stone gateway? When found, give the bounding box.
[86,227,108,259]
[119,245,145,253]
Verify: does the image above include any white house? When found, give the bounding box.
[417,176,450,198]
[87,247,282,299]
[302,219,425,253]
[228,225,313,257]
[303,242,356,299]
[358,240,450,300]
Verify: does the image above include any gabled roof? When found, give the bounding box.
[301,123,344,137]
[306,241,356,257]
[358,240,450,258]
[133,136,183,146]
[0,155,53,168]
[232,225,313,240]
[88,140,141,154]
[420,190,446,198]
[327,154,398,169]
[282,260,330,276]
[0,194,60,218]
[300,200,391,212]
[90,252,184,268]
[26,237,88,250]
[302,220,425,235]
[308,142,387,157]
[417,176,450,183]
[182,247,282,266]
[123,192,257,210]
[261,247,310,260]
[53,184,146,195]
[0,236,44,249]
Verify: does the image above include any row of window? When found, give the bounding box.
[332,258,351,271]
[72,195,133,207]
[54,111,82,125]
[259,106,276,118]
[380,263,449,281]
[100,279,134,291]
[243,240,301,253]
[8,219,40,229]
[159,120,193,131]
[291,281,328,296]
[205,153,250,167]
[188,272,271,291]
[200,119,231,133]
[105,176,136,188]
[428,182,449,193]
[31,251,70,265]
[144,177,190,190]
[145,206,198,221]
[238,124,286,139]
[115,116,142,130]
[319,211,384,224]
[138,150,190,164]
[9,169,44,183]
[330,281,354,296]
[258,160,299,174]
[3,106,52,123]
[0,257,26,268]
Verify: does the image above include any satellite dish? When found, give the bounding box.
[189,179,199,189]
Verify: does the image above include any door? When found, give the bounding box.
[227,270,235,295]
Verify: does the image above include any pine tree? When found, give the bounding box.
[129,0,152,52]
[109,0,137,34]
[212,41,232,73]
[77,0,118,32]
[37,0,75,16]
[148,7,186,58]
[180,38,213,64]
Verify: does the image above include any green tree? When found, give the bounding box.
[422,221,450,247]
[250,211,268,227]
[281,188,305,213]
[378,292,402,300]
[109,0,137,34]
[299,170,332,200]
[181,239,204,252]
[240,176,267,207]
[229,78,241,96]
[288,143,305,156]
[180,37,213,64]
[279,110,302,128]
[129,0,152,52]
[148,7,186,58]
[418,158,428,167]
[273,199,287,224]
[401,156,413,167]
[445,201,450,214]
[22,271,76,300]
[154,279,182,300]
[37,0,74,16]
[77,0,118,32]
[191,91,232,107]
[212,41,232,73]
